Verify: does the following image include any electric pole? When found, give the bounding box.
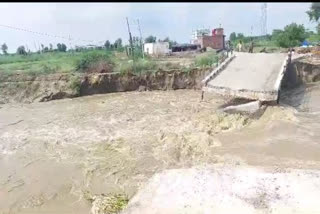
[33,41,38,53]
[69,35,73,54]
[126,17,134,59]
[137,19,144,59]
[126,17,136,73]
[261,3,267,37]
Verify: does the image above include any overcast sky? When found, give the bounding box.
[0,3,316,53]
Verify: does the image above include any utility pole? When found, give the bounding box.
[25,44,29,53]
[38,42,42,54]
[261,3,267,37]
[69,35,73,54]
[126,17,136,73]
[137,19,144,59]
[126,17,134,59]
[33,41,38,53]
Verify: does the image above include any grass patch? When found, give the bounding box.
[194,52,219,67]
[84,192,129,214]
[0,50,114,75]
[114,58,157,74]
[0,52,78,74]
[104,194,129,213]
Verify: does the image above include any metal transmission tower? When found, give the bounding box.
[261,3,267,36]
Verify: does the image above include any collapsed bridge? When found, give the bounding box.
[202,52,292,102]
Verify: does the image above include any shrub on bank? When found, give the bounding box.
[75,51,114,72]
[194,52,219,67]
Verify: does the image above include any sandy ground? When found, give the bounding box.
[1,83,320,214]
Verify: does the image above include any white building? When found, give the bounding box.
[144,42,170,56]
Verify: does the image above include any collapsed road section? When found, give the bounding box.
[202,52,290,102]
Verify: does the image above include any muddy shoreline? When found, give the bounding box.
[1,56,319,105]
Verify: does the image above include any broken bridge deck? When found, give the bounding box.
[202,52,290,101]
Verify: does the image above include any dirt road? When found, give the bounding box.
[1,84,320,213]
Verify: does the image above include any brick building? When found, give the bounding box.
[193,28,226,50]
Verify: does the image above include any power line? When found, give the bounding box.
[0,23,94,43]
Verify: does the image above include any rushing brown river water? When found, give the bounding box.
[1,83,320,214]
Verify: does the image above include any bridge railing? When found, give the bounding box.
[274,50,294,103]
[201,52,236,87]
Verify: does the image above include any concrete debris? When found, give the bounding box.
[223,100,262,114]
[121,166,320,214]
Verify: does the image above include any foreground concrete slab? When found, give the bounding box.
[223,100,261,114]
[122,166,320,214]
[203,52,289,101]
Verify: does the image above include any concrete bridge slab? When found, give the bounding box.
[203,52,289,101]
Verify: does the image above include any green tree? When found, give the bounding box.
[61,43,67,52]
[307,3,320,22]
[114,38,122,49]
[16,46,27,55]
[229,32,237,41]
[162,37,169,42]
[307,3,320,34]
[145,35,157,43]
[272,29,283,37]
[237,33,245,40]
[104,40,111,49]
[274,23,307,48]
[1,43,8,55]
[162,37,177,49]
[57,43,67,52]
[49,43,53,51]
[57,43,62,51]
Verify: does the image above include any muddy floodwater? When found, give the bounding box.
[1,84,320,214]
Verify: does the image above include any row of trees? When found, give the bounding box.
[104,38,123,50]
[229,23,308,48]
[228,3,320,48]
[144,35,177,48]
[2,36,175,55]
[0,43,68,55]
[38,43,67,53]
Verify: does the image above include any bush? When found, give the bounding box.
[115,58,156,74]
[41,63,61,74]
[194,52,219,67]
[273,23,307,48]
[69,75,81,95]
[75,51,113,72]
